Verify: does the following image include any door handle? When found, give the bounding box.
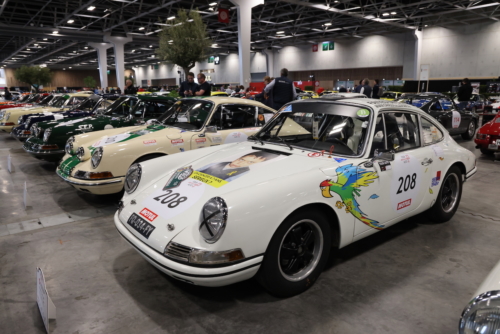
[421,158,433,166]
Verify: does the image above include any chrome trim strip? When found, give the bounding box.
[56,169,122,186]
[465,166,477,180]
[23,146,64,155]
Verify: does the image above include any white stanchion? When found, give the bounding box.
[24,181,32,209]
[7,154,14,173]
[36,268,56,333]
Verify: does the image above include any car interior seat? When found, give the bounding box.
[347,118,363,154]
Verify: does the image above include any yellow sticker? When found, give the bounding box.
[429,188,433,194]
[190,171,228,188]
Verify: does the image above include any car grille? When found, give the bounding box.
[164,242,192,262]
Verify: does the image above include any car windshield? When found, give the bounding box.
[399,97,433,108]
[18,94,31,102]
[73,98,98,112]
[48,96,68,107]
[382,92,397,99]
[252,102,372,156]
[159,99,214,130]
[63,96,87,107]
[39,95,53,105]
[25,95,38,103]
[102,97,134,115]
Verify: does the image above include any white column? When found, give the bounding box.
[229,0,264,86]
[413,29,423,81]
[103,33,133,93]
[88,43,112,89]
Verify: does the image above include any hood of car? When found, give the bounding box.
[479,116,500,134]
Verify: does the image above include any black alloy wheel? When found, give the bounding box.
[461,121,475,140]
[428,166,463,222]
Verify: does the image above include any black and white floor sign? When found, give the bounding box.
[24,181,32,209]
[36,268,56,333]
[7,154,14,173]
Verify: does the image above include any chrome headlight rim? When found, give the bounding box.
[459,290,500,334]
[5,112,10,120]
[91,146,103,169]
[76,146,91,161]
[43,128,52,142]
[30,124,38,137]
[124,163,142,194]
[199,197,228,244]
[65,136,75,155]
[18,116,24,124]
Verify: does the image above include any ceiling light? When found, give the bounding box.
[87,6,95,11]
[43,38,47,40]
[324,23,332,26]
[276,31,285,34]
[167,16,175,20]
[67,19,74,23]
[149,45,153,47]
[390,12,397,15]
[209,2,217,5]
[53,30,58,34]
[84,46,88,49]
[131,49,135,52]
[382,13,389,16]
[34,43,39,46]
[425,24,428,27]
[168,40,173,43]
[157,61,160,64]
[138,27,145,30]
[26,48,30,50]
[69,67,72,69]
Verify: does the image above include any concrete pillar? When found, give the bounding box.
[413,29,423,81]
[229,0,264,86]
[88,43,112,90]
[103,33,133,93]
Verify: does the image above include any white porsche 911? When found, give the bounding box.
[114,98,477,297]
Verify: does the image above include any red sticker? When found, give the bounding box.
[140,208,158,222]
[436,171,441,180]
[171,139,184,146]
[308,152,321,157]
[397,199,412,210]
[195,138,207,143]
[143,139,156,145]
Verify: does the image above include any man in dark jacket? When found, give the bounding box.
[359,78,372,98]
[179,72,198,97]
[457,78,473,110]
[264,68,297,110]
[339,86,347,92]
[354,80,363,93]
[372,79,380,99]
[124,80,137,95]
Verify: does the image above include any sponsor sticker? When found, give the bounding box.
[378,161,392,171]
[397,199,412,210]
[357,109,370,117]
[143,139,157,146]
[190,171,228,188]
[224,131,248,144]
[92,133,131,148]
[211,136,223,143]
[171,139,184,146]
[163,166,193,190]
[195,138,207,143]
[139,208,158,222]
[452,111,461,128]
[281,105,292,112]
[334,157,347,163]
[308,152,321,157]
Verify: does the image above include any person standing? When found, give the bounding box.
[179,72,198,97]
[225,85,233,95]
[254,76,273,107]
[264,68,297,110]
[3,87,12,100]
[457,78,473,110]
[124,80,137,95]
[359,78,372,98]
[195,73,212,96]
[372,79,380,99]
[354,80,363,93]
[339,86,347,92]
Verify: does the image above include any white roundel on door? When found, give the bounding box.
[104,124,114,130]
[224,132,248,144]
[390,153,422,213]
[452,111,461,128]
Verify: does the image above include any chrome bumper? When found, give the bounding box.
[56,169,122,187]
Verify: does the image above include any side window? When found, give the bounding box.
[430,100,442,111]
[370,114,386,156]
[257,107,275,126]
[384,112,420,151]
[421,117,443,145]
[141,102,167,118]
[439,98,453,110]
[209,105,257,130]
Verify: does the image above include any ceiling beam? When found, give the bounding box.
[1,39,34,63]
[28,42,78,64]
[0,0,9,16]
[56,0,96,26]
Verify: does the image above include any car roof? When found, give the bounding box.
[137,95,176,101]
[67,92,94,97]
[321,93,367,99]
[192,96,275,108]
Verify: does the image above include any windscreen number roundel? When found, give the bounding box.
[390,154,422,213]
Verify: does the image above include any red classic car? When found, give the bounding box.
[0,93,49,110]
[475,112,500,154]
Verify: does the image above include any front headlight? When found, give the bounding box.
[459,290,500,334]
[91,147,103,169]
[37,127,44,138]
[43,128,52,142]
[199,197,228,244]
[5,112,10,120]
[76,146,91,161]
[65,136,75,155]
[30,125,38,137]
[0,111,5,119]
[18,116,23,124]
[124,164,141,194]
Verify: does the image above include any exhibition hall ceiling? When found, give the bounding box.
[0,0,499,69]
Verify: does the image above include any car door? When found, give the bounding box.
[445,97,471,133]
[354,111,436,237]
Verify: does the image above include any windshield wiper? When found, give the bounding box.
[273,135,293,150]
[248,134,264,145]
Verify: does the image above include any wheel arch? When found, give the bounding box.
[449,161,466,180]
[133,152,168,164]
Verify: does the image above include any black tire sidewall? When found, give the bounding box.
[258,210,331,297]
[461,121,475,140]
[429,166,463,222]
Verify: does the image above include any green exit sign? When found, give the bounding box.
[322,41,334,51]
[107,70,110,75]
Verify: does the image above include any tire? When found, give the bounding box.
[257,209,331,297]
[461,121,476,140]
[480,148,493,155]
[427,166,463,223]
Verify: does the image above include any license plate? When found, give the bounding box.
[488,144,498,150]
[127,213,156,239]
[496,139,500,145]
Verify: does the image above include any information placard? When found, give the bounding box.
[37,268,56,333]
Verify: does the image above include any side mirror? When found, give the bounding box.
[205,125,217,133]
[374,150,395,161]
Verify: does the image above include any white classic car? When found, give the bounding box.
[114,98,477,297]
[57,97,276,195]
[459,260,500,333]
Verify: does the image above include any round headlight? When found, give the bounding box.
[124,164,141,194]
[43,128,52,142]
[65,136,75,155]
[18,116,23,124]
[37,127,44,138]
[76,146,91,161]
[91,147,103,169]
[459,290,500,334]
[5,112,10,120]
[30,124,38,137]
[199,197,228,244]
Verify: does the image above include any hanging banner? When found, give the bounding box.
[218,8,230,23]
[420,64,430,81]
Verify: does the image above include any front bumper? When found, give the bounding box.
[114,211,262,287]
[56,168,125,194]
[10,130,30,142]
[466,166,478,181]
[23,141,65,162]
[0,125,15,133]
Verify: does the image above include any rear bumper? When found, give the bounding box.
[114,211,261,287]
[56,169,125,194]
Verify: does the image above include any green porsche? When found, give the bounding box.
[23,95,177,162]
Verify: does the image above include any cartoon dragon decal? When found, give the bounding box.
[320,163,384,230]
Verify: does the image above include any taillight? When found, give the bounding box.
[476,133,489,140]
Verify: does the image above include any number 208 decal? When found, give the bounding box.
[397,173,417,194]
[153,189,187,208]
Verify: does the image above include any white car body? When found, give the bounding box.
[114,99,477,294]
